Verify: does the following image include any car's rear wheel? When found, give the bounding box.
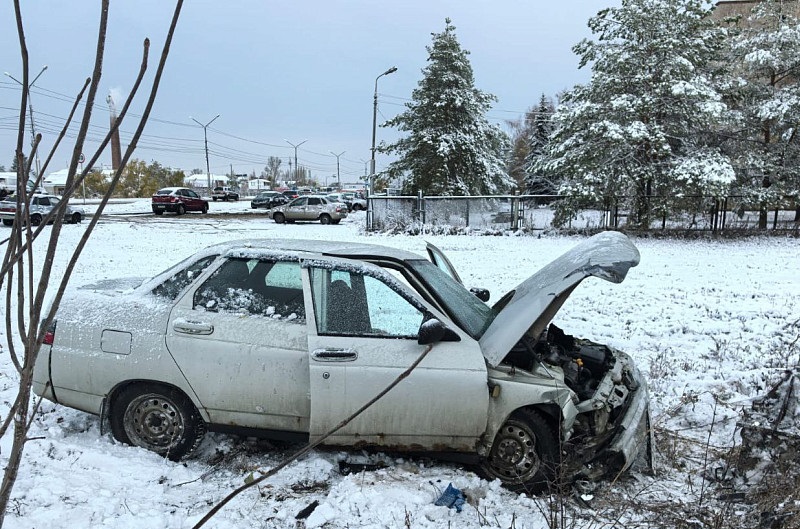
[2,219,12,226]
[273,212,285,224]
[478,409,558,493]
[153,208,164,215]
[71,212,82,224]
[352,204,362,211]
[30,214,42,226]
[110,383,205,461]
[176,204,185,215]
[319,214,331,225]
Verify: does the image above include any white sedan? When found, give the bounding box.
[33,233,650,492]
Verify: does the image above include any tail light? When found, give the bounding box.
[43,320,57,345]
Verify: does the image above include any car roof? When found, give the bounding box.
[201,238,425,262]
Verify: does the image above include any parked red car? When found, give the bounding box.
[152,187,208,215]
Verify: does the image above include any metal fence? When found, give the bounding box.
[367,194,800,233]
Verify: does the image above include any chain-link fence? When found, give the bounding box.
[368,194,800,233]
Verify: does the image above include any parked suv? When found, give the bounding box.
[211,186,239,201]
[251,191,288,210]
[268,195,348,224]
[152,187,208,215]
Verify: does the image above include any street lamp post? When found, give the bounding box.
[191,114,220,196]
[5,65,48,179]
[285,139,307,187]
[369,66,397,229]
[329,150,345,190]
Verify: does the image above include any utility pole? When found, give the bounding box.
[191,114,220,195]
[330,151,345,190]
[5,65,47,179]
[285,139,307,186]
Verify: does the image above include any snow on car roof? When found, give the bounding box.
[208,238,425,262]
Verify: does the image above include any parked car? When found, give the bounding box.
[268,195,348,224]
[341,192,367,211]
[251,191,289,210]
[281,189,299,200]
[152,187,208,215]
[326,193,351,210]
[0,194,85,226]
[211,186,239,201]
[32,233,650,492]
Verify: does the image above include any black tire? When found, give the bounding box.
[71,212,82,224]
[478,409,558,493]
[30,214,42,226]
[352,204,362,211]
[213,197,218,202]
[176,204,185,216]
[201,203,208,214]
[332,219,341,225]
[2,219,12,226]
[319,214,332,225]
[273,212,285,224]
[153,209,164,216]
[110,383,205,461]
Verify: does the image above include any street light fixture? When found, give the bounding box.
[285,139,307,186]
[191,114,220,196]
[369,66,397,228]
[329,150,345,190]
[5,65,48,178]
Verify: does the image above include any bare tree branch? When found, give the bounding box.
[192,342,436,529]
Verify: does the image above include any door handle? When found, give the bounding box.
[173,319,214,335]
[312,348,357,361]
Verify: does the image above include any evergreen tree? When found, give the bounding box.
[524,94,558,195]
[381,19,513,196]
[720,0,800,225]
[541,0,733,227]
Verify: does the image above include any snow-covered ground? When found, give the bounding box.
[1,198,797,528]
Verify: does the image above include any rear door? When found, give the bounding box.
[305,260,489,451]
[165,257,311,431]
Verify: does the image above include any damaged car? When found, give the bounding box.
[33,232,651,492]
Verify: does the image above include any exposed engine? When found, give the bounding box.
[503,324,616,400]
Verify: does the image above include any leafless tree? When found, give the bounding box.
[0,1,183,525]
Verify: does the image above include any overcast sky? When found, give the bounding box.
[0,1,618,185]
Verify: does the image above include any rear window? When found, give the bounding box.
[155,189,174,196]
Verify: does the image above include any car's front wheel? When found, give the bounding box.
[71,212,82,224]
[2,219,12,226]
[201,203,208,214]
[30,214,42,226]
[478,409,558,493]
[110,383,205,461]
[273,212,285,224]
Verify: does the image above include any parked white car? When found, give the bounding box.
[0,194,85,226]
[33,232,650,491]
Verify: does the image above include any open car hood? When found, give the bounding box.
[479,232,640,368]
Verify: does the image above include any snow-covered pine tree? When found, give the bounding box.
[381,18,513,196]
[720,0,800,226]
[524,94,557,195]
[541,0,734,227]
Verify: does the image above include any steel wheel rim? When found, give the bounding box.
[123,393,184,451]
[488,420,540,482]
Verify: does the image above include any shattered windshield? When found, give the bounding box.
[407,259,497,339]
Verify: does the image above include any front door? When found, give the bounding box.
[305,262,489,452]
[165,257,311,432]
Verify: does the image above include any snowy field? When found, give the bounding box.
[0,198,797,528]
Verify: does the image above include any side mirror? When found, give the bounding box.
[418,318,460,345]
[470,287,490,302]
